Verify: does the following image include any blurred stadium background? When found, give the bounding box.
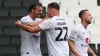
[0,0,100,56]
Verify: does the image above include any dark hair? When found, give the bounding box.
[47,2,60,10]
[28,3,42,13]
[79,9,89,18]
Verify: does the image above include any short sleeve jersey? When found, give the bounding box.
[69,23,90,56]
[38,16,69,56]
[20,15,42,56]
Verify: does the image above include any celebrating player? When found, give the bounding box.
[68,9,96,56]
[20,3,43,56]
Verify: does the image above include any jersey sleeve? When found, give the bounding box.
[20,17,33,25]
[38,19,52,30]
[69,28,78,41]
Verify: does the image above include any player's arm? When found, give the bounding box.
[15,19,51,33]
[27,22,36,27]
[25,17,48,27]
[15,20,40,33]
[68,29,80,56]
[88,45,96,56]
[20,16,49,27]
[27,16,49,27]
[36,16,49,25]
[68,40,80,56]
[20,17,37,27]
[20,18,47,32]
[16,16,49,32]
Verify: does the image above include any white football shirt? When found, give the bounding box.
[20,15,42,56]
[69,23,90,56]
[38,16,69,56]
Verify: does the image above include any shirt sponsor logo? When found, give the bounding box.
[81,44,88,47]
[32,35,39,38]
[32,32,39,38]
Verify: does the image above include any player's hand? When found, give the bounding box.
[15,20,23,27]
[45,13,50,19]
[51,9,58,16]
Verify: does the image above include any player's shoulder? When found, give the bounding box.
[72,24,81,31]
[76,24,81,28]
[21,15,29,19]
[20,15,29,21]
[59,16,68,19]
[35,18,42,21]
[52,16,66,18]
[21,15,33,22]
[41,18,52,25]
[51,16,66,20]
[73,24,80,30]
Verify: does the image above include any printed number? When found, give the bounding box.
[55,27,68,41]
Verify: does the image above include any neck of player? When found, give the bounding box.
[29,13,35,20]
[81,21,88,29]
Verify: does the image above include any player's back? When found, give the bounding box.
[46,16,69,56]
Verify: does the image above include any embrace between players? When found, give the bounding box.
[15,2,96,56]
